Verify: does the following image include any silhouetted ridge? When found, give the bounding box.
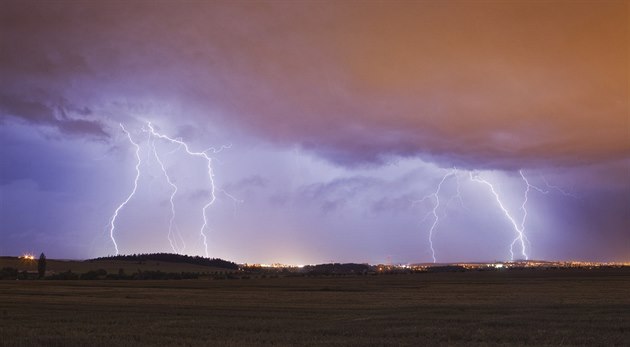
[304,263,370,275]
[90,253,238,269]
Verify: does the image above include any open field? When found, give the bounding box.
[1,269,628,346]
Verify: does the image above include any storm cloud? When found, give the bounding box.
[1,1,627,169]
[1,1,627,262]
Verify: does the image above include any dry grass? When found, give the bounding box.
[1,269,628,346]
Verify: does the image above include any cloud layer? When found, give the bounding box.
[2,1,627,169]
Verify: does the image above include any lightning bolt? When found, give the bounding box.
[413,167,573,263]
[108,124,141,255]
[149,133,183,253]
[446,171,467,210]
[470,172,531,261]
[145,122,218,257]
[517,170,551,254]
[413,169,456,263]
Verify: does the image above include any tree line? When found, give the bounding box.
[90,253,239,269]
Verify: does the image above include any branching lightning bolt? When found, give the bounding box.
[446,172,467,210]
[413,169,456,263]
[414,167,571,263]
[516,170,550,255]
[146,122,217,257]
[150,134,183,253]
[109,124,141,255]
[470,172,530,261]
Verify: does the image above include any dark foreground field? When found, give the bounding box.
[1,269,628,346]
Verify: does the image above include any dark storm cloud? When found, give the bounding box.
[0,94,107,138]
[1,1,627,170]
[0,94,52,124]
[0,1,107,138]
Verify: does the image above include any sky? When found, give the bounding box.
[1,0,628,264]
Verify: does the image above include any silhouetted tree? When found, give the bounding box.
[37,253,46,278]
[90,253,238,269]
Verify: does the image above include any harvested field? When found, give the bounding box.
[1,269,628,346]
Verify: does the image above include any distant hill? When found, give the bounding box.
[303,263,371,275]
[0,254,239,277]
[90,253,238,270]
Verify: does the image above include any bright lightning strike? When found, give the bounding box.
[149,134,183,253]
[106,122,232,256]
[109,124,141,255]
[413,169,456,263]
[415,168,568,262]
[515,170,549,256]
[470,172,530,261]
[146,122,218,257]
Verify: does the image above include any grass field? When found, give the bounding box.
[1,269,628,346]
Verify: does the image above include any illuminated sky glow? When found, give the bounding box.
[0,1,628,263]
